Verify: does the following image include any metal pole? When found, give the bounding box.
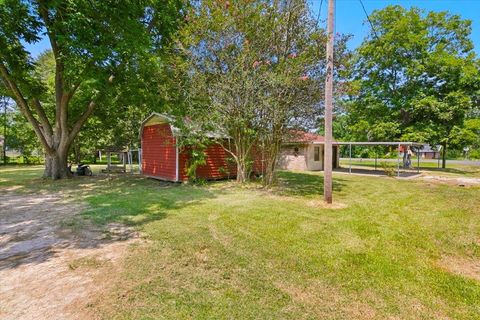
[397,144,400,177]
[323,0,335,204]
[128,151,133,174]
[349,143,352,174]
[138,149,142,174]
[417,148,420,174]
[375,148,377,171]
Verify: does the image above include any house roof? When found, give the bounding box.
[418,144,440,153]
[287,130,332,144]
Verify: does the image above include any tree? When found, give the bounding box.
[0,95,42,164]
[345,5,479,168]
[253,1,349,186]
[0,0,183,178]
[1,95,14,165]
[176,0,348,184]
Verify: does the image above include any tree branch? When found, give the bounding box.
[68,100,96,145]
[37,0,65,135]
[32,98,53,136]
[0,63,54,154]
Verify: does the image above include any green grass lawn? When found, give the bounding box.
[1,165,479,319]
[339,159,480,178]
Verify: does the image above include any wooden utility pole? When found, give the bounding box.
[324,0,335,203]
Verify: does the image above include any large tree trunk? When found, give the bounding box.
[44,149,71,179]
[1,37,96,180]
[43,132,72,179]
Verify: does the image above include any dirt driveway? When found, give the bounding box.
[0,192,138,320]
[422,175,480,187]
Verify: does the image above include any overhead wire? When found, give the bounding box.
[358,0,380,40]
[316,0,324,27]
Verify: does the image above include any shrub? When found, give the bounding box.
[470,149,480,160]
[381,162,396,177]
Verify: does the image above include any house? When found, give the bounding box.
[140,114,338,182]
[399,144,441,159]
[278,131,339,171]
[416,144,441,159]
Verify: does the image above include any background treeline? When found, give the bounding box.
[1,1,479,180]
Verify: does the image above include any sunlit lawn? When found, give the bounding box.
[1,165,479,319]
[339,159,480,178]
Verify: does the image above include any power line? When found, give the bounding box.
[316,0,324,26]
[358,0,380,40]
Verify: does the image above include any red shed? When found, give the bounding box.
[140,113,237,182]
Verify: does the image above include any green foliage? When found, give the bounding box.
[470,149,480,160]
[343,5,479,165]
[381,161,396,177]
[176,0,349,184]
[185,147,207,182]
[1,101,42,162]
[0,0,184,177]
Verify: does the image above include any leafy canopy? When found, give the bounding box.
[344,5,478,148]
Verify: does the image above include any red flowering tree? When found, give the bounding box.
[177,0,349,184]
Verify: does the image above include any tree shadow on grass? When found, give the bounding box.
[0,175,218,271]
[339,161,479,176]
[274,171,346,197]
[80,176,218,227]
[420,167,479,176]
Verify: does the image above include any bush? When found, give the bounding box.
[381,162,396,177]
[470,149,480,160]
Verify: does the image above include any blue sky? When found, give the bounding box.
[310,0,480,52]
[27,0,480,57]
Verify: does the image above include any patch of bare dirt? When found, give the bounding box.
[306,200,348,209]
[0,193,139,320]
[422,175,480,187]
[437,255,480,282]
[274,280,378,319]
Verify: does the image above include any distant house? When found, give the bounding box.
[278,131,339,171]
[416,144,441,159]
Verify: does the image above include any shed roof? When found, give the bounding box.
[139,113,228,140]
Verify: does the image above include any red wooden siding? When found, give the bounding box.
[178,143,237,181]
[142,124,177,181]
[251,148,266,175]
